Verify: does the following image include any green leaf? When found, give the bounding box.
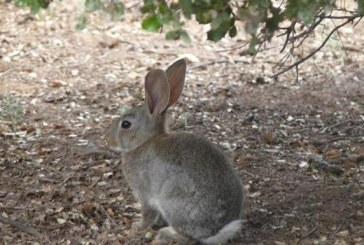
[195,11,211,24]
[158,3,169,15]
[85,0,103,12]
[165,30,191,43]
[180,0,192,19]
[39,0,51,8]
[229,25,237,38]
[142,14,162,32]
[210,13,230,30]
[248,35,258,55]
[208,14,234,42]
[15,0,51,14]
[264,7,283,41]
[76,14,88,30]
[298,9,314,24]
[158,3,176,24]
[166,31,180,40]
[140,4,153,14]
[107,1,125,20]
[207,28,226,42]
[30,2,42,14]
[180,31,191,43]
[15,0,27,8]
[358,0,364,14]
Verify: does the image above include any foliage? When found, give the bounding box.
[12,0,364,76]
[139,0,235,42]
[84,0,124,20]
[0,93,24,132]
[139,0,337,42]
[15,0,124,27]
[76,0,125,30]
[15,0,52,14]
[358,0,364,14]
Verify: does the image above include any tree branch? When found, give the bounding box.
[279,21,296,53]
[271,17,357,78]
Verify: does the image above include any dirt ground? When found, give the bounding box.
[0,1,363,245]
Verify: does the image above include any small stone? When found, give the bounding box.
[145,231,153,239]
[57,218,67,224]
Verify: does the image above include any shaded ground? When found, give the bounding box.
[1,1,364,245]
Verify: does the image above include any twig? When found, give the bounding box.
[240,169,256,178]
[296,226,318,244]
[0,206,26,210]
[289,16,325,44]
[280,21,296,53]
[272,17,357,78]
[321,119,353,133]
[334,223,342,234]
[332,8,357,14]
[30,162,65,177]
[101,206,117,227]
[0,214,43,238]
[89,175,103,188]
[59,175,72,186]
[329,19,348,57]
[190,59,249,70]
[324,15,361,19]
[294,18,326,50]
[126,0,143,10]
[343,46,364,53]
[273,50,292,71]
[252,39,264,62]
[289,12,360,46]
[216,41,250,53]
[295,65,299,83]
[0,68,13,78]
[353,16,363,27]
[60,56,92,69]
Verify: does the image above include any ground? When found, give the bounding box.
[0,1,363,245]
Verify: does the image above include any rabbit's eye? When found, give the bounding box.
[121,120,131,129]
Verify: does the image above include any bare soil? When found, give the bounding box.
[0,1,363,245]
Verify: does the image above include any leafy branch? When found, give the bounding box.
[272,14,362,78]
[12,0,364,77]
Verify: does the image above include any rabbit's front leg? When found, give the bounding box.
[133,204,165,230]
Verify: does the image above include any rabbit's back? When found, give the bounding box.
[154,133,242,191]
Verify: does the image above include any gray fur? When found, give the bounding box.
[106,59,244,244]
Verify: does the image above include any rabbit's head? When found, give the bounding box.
[106,59,187,153]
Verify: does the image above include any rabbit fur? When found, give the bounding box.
[106,59,244,244]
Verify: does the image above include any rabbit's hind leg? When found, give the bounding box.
[156,226,198,245]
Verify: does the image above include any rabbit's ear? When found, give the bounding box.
[145,69,170,115]
[165,58,187,107]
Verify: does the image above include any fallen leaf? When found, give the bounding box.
[324,149,341,159]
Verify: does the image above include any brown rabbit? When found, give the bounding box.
[106,59,244,244]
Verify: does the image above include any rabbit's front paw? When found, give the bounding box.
[156,227,192,245]
[131,219,148,231]
[134,206,165,230]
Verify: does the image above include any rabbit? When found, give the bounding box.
[106,59,244,245]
